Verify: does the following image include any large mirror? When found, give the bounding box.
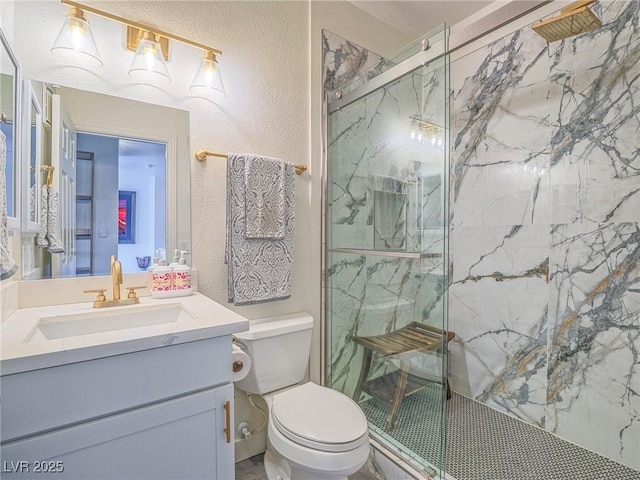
[13,2,192,280]
[24,83,191,279]
[0,28,20,230]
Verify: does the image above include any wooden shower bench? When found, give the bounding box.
[353,322,455,431]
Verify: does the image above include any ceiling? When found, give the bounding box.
[349,1,494,39]
[119,139,167,174]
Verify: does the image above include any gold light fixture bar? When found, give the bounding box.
[61,0,222,56]
[413,119,443,137]
[127,27,170,61]
[416,120,441,137]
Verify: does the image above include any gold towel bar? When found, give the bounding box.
[195,150,307,175]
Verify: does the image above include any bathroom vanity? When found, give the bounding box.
[0,293,248,479]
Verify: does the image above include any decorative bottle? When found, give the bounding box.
[151,255,173,298]
[171,250,192,296]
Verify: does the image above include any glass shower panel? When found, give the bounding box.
[326,26,449,477]
[341,26,447,99]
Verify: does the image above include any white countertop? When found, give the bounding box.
[1,293,249,376]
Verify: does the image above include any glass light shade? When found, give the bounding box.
[50,8,103,67]
[128,32,171,84]
[190,52,226,97]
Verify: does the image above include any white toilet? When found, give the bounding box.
[234,313,370,480]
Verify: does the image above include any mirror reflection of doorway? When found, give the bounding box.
[75,133,166,276]
[1,121,13,217]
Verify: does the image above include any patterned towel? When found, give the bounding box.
[36,185,49,248]
[244,155,286,239]
[0,130,17,280]
[36,184,65,254]
[226,153,295,305]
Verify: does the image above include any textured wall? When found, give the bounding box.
[4,0,413,464]
[9,0,310,320]
[7,0,411,332]
[7,0,312,464]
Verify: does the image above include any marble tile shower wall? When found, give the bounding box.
[449,0,639,469]
[323,31,392,103]
[325,0,639,468]
[324,30,447,398]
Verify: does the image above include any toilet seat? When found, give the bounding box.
[271,382,368,453]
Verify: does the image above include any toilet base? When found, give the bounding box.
[266,414,369,480]
[264,448,352,480]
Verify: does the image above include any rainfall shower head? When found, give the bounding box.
[532,0,602,42]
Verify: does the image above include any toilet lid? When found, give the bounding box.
[271,383,368,453]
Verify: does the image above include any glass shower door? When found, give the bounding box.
[325,25,449,477]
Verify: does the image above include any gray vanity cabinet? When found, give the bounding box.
[0,336,235,479]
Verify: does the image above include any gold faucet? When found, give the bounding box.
[83,255,145,308]
[111,255,122,300]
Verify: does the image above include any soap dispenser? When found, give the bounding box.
[169,249,180,267]
[171,250,192,296]
[151,250,173,298]
[167,249,180,278]
[148,250,160,273]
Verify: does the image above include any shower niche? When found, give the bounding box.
[373,187,407,251]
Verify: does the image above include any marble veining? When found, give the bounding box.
[327,252,426,396]
[547,222,640,464]
[449,0,640,470]
[323,29,447,475]
[323,30,389,103]
[450,225,550,426]
[548,0,640,225]
[451,26,552,228]
[328,68,437,251]
[326,2,640,472]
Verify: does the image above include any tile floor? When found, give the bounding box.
[361,387,640,480]
[237,390,640,480]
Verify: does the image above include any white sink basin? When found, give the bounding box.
[1,292,250,376]
[27,303,192,342]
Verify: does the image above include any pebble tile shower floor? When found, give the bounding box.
[360,385,640,480]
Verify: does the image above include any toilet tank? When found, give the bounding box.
[234,313,314,394]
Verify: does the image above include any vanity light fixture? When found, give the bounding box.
[54,0,224,94]
[409,117,444,148]
[50,6,103,67]
[128,30,171,84]
[190,51,226,97]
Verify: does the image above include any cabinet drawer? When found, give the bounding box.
[1,336,232,442]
